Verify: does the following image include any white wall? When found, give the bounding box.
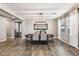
[0,16,7,42]
[22,20,26,39]
[6,19,15,39]
[22,19,58,39]
[47,19,58,36]
[0,16,15,42]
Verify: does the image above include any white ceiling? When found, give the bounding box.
[3,3,76,20]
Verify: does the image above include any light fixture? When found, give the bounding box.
[34,12,48,30]
[38,13,43,21]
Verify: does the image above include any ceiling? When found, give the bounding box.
[3,3,76,20]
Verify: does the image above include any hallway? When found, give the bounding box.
[0,38,79,56]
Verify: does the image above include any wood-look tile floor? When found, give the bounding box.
[0,38,79,56]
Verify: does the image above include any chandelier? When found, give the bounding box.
[34,13,48,30]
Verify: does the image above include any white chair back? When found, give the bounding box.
[40,33,47,41]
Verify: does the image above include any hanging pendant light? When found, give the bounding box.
[34,12,48,30]
[36,13,47,23]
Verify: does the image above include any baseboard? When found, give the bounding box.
[0,39,6,42]
[7,37,14,39]
[58,39,79,49]
[59,39,70,45]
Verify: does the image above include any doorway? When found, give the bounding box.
[15,22,22,37]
